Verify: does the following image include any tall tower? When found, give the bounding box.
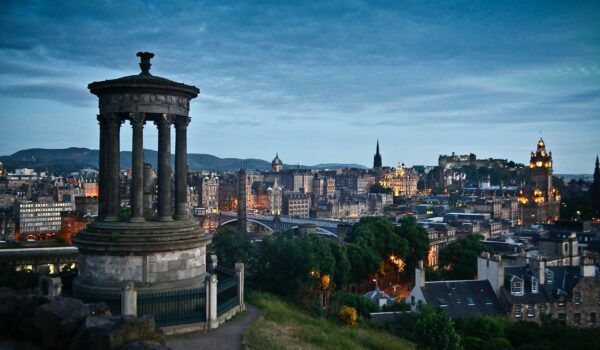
[373,140,382,169]
[237,168,247,234]
[73,53,210,304]
[529,138,553,194]
[518,138,560,224]
[590,155,600,218]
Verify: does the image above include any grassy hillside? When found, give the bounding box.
[243,293,415,350]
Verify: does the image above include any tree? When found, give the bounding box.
[212,226,256,268]
[438,235,490,280]
[396,216,429,268]
[347,216,409,261]
[413,307,463,350]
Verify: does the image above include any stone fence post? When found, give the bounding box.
[39,276,62,298]
[235,263,245,311]
[122,282,137,316]
[208,254,218,273]
[205,273,218,329]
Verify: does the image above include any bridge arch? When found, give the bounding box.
[220,218,275,233]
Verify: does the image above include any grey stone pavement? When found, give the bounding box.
[167,304,260,350]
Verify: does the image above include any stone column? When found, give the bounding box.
[155,114,173,221]
[207,274,218,329]
[121,282,137,316]
[174,116,191,219]
[235,263,245,311]
[105,113,122,222]
[143,162,153,217]
[97,115,107,219]
[129,113,145,222]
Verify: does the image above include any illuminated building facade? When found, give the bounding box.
[379,163,418,197]
[517,138,560,225]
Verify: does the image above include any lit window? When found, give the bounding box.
[514,304,522,318]
[527,306,535,318]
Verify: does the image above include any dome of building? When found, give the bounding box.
[272,153,283,172]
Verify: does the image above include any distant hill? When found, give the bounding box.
[0,147,366,173]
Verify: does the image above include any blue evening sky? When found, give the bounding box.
[0,1,598,173]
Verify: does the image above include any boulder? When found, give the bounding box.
[33,297,85,349]
[13,294,48,341]
[59,302,111,342]
[69,315,165,350]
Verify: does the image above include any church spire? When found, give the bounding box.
[373,140,382,169]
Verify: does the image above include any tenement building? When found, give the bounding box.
[73,52,211,303]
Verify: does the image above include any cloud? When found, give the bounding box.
[0,82,94,107]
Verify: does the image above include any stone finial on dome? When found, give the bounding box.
[136,51,155,76]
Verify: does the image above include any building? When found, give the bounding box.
[268,179,283,215]
[478,253,600,327]
[373,140,382,169]
[517,138,561,225]
[199,173,219,214]
[272,153,283,172]
[408,261,506,319]
[17,201,74,241]
[379,164,418,197]
[438,153,508,170]
[283,191,310,218]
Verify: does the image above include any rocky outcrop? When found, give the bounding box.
[0,292,169,350]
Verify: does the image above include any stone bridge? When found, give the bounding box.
[217,212,350,238]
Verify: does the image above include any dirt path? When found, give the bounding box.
[167,305,259,350]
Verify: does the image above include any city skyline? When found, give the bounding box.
[1,1,599,173]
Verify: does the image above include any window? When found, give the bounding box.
[558,296,566,307]
[531,277,538,294]
[511,278,524,296]
[514,304,522,318]
[574,313,581,326]
[591,313,597,326]
[540,303,548,314]
[574,291,582,305]
[438,298,447,307]
[546,269,554,284]
[558,313,566,322]
[527,306,535,318]
[467,297,475,306]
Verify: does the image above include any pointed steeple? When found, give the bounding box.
[373,139,382,169]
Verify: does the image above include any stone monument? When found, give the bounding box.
[73,52,211,301]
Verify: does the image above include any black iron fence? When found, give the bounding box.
[138,287,206,328]
[216,267,239,317]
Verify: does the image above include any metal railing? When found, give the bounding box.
[138,287,206,328]
[216,269,239,317]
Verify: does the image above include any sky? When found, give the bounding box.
[0,1,599,174]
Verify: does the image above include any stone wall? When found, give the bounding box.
[78,246,206,285]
